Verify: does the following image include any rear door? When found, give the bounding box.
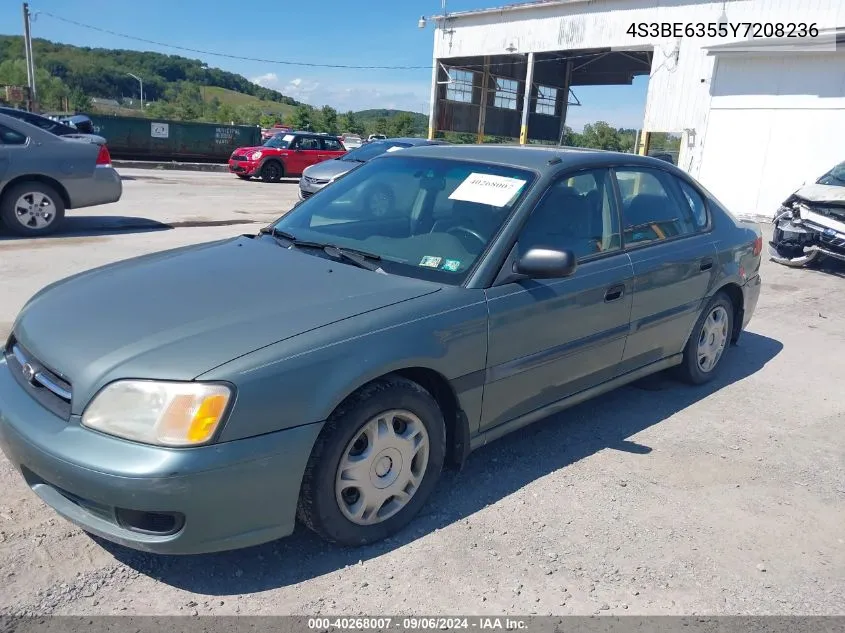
[613,166,717,366]
[319,136,346,163]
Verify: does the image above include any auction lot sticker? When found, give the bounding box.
[449,173,527,207]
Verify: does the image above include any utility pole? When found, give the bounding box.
[22,2,37,107]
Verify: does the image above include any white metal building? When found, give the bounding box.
[425,0,845,218]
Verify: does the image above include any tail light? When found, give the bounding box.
[96,144,112,167]
[752,235,763,257]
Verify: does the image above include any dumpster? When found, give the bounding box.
[85,114,262,162]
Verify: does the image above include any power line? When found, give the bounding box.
[34,10,433,70]
[32,9,639,74]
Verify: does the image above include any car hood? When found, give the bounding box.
[13,235,440,412]
[303,159,357,180]
[792,183,845,206]
[233,146,266,154]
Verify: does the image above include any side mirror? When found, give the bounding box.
[513,248,577,279]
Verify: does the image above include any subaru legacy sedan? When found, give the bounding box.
[0,146,762,554]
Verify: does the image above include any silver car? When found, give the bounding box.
[0,113,122,237]
[299,138,448,204]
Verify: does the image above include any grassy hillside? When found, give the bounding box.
[201,86,295,118]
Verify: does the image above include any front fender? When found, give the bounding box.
[201,289,489,443]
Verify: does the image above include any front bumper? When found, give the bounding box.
[0,358,323,554]
[298,177,330,199]
[228,159,260,176]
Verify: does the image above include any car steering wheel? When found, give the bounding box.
[447,226,486,250]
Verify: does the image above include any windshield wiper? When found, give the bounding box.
[343,157,366,163]
[290,240,385,273]
[259,226,298,243]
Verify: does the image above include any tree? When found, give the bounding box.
[373,116,388,135]
[288,104,313,131]
[388,112,415,137]
[69,87,91,112]
[341,110,364,135]
[318,105,338,134]
[580,121,624,151]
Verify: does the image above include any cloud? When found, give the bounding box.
[250,72,429,113]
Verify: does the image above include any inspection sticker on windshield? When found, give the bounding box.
[385,146,404,153]
[448,173,527,207]
[441,259,461,272]
[419,256,442,268]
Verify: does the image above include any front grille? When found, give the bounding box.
[304,176,330,185]
[300,189,314,199]
[4,336,72,419]
[231,155,250,162]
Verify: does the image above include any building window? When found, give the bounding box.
[535,85,557,116]
[493,78,518,110]
[446,69,475,103]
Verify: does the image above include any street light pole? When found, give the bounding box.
[22,2,37,106]
[127,72,143,109]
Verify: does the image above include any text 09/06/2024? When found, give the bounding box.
[627,22,820,38]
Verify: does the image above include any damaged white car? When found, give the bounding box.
[770,161,845,268]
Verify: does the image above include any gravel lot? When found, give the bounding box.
[0,169,843,616]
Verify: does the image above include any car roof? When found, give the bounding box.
[0,111,59,141]
[391,143,681,172]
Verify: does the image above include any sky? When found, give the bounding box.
[0,0,649,131]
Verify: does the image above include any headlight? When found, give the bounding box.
[250,151,263,160]
[82,380,232,447]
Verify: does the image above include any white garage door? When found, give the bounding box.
[697,52,845,218]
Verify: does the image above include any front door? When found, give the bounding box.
[289,135,322,175]
[612,166,717,366]
[482,168,634,431]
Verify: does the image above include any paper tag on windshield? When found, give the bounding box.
[448,173,527,207]
[385,146,404,153]
[282,134,295,142]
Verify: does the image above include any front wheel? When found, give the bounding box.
[298,377,446,546]
[260,161,283,183]
[675,292,734,385]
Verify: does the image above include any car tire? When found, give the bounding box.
[260,161,283,183]
[675,292,734,385]
[298,376,446,546]
[0,181,66,237]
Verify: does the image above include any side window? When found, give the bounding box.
[518,169,621,260]
[293,136,320,150]
[0,124,27,145]
[676,179,708,230]
[615,168,697,246]
[321,137,343,151]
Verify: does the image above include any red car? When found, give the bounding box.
[229,131,346,182]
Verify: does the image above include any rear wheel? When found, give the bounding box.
[675,292,734,385]
[298,376,446,546]
[260,161,283,183]
[0,181,66,237]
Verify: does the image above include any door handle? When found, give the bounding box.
[604,284,625,302]
[700,258,714,271]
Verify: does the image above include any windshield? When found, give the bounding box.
[263,134,293,149]
[270,155,535,284]
[342,141,411,162]
[817,161,845,187]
